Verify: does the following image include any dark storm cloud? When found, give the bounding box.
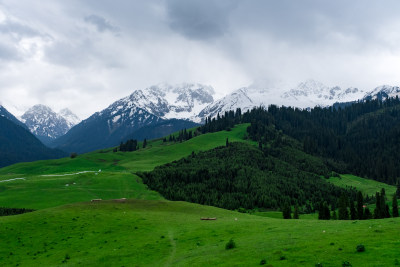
[166,0,238,40]
[84,14,119,33]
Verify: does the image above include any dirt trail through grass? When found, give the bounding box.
[165,230,176,266]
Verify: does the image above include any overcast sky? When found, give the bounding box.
[0,0,400,119]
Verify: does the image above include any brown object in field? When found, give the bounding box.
[113,198,127,202]
[200,217,217,220]
[91,199,102,202]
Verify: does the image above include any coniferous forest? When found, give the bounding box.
[200,97,400,185]
[140,142,355,212]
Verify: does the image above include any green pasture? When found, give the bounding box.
[0,199,399,266]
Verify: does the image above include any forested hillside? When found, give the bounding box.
[200,97,400,184]
[0,116,66,168]
[140,142,354,211]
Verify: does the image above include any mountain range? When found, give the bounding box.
[1,80,400,164]
[49,84,209,153]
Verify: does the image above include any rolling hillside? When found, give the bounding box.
[0,122,399,266]
[0,124,250,209]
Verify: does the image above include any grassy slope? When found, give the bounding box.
[0,124,250,209]
[1,199,399,267]
[1,123,400,266]
[328,174,396,197]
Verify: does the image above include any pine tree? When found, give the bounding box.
[338,194,349,220]
[385,204,391,218]
[356,191,364,220]
[396,179,400,198]
[364,207,372,219]
[393,194,399,218]
[323,202,331,220]
[318,202,324,220]
[226,138,229,147]
[350,200,356,220]
[331,210,337,220]
[374,192,383,219]
[282,202,292,219]
[293,205,299,219]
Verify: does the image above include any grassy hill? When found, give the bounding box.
[0,199,399,266]
[0,124,250,209]
[328,174,396,196]
[1,122,400,266]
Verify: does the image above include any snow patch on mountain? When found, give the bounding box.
[199,80,368,120]
[363,85,400,101]
[281,79,365,106]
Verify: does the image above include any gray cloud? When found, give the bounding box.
[166,0,237,40]
[0,42,20,61]
[0,20,43,39]
[84,14,119,33]
[0,0,400,119]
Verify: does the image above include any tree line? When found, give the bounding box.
[314,189,399,220]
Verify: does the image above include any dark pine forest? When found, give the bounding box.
[200,97,400,185]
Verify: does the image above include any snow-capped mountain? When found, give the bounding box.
[198,87,259,120]
[199,80,367,120]
[21,105,80,145]
[282,80,365,104]
[50,84,205,153]
[363,85,400,101]
[113,83,214,123]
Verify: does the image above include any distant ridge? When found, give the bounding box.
[0,114,66,168]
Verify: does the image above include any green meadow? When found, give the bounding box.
[0,199,399,266]
[0,123,399,266]
[0,125,249,209]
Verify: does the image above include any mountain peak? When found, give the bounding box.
[21,105,80,145]
[120,83,215,122]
